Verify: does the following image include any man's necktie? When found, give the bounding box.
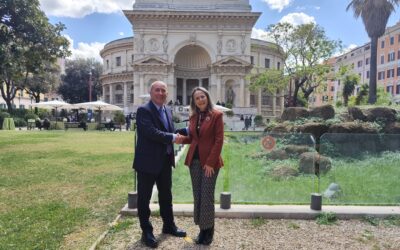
[159,106,169,130]
[159,106,173,154]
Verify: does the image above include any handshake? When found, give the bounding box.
[174,128,188,144]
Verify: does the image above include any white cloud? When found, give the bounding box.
[64,35,105,62]
[119,32,124,36]
[263,0,292,12]
[279,12,316,26]
[315,6,321,10]
[39,0,133,18]
[333,44,358,57]
[251,28,274,42]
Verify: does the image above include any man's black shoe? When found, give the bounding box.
[162,225,187,237]
[141,231,158,248]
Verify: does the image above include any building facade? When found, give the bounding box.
[100,0,285,117]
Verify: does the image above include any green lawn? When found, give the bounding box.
[1,130,399,249]
[0,131,135,249]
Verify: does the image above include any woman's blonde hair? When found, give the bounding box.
[189,87,215,115]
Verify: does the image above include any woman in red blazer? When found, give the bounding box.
[180,86,224,245]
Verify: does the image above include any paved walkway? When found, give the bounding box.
[121,203,400,220]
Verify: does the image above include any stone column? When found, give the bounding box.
[183,78,187,105]
[133,74,140,104]
[216,76,221,103]
[210,73,217,102]
[245,78,250,107]
[239,78,245,107]
[109,84,113,104]
[139,74,144,105]
[123,82,128,110]
[102,85,106,101]
[199,78,202,87]
[168,73,175,102]
[258,89,262,115]
[272,91,277,116]
[279,89,285,115]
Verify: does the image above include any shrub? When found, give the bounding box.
[335,100,343,107]
[113,111,125,125]
[0,112,11,129]
[24,112,39,121]
[254,115,264,126]
[225,110,234,117]
[14,118,27,127]
[172,113,181,123]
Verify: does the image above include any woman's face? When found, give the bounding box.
[193,90,208,111]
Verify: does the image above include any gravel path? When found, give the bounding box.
[98,216,400,250]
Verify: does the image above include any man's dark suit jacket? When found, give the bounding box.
[133,101,175,174]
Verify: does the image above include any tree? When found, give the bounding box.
[263,22,340,107]
[0,0,70,113]
[58,58,102,104]
[249,68,289,96]
[347,0,400,104]
[337,65,360,106]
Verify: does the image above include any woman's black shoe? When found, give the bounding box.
[195,229,206,244]
[202,226,214,245]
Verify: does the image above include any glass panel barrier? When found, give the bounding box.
[221,132,316,204]
[319,133,400,205]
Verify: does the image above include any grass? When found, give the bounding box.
[0,131,134,249]
[1,130,399,248]
[173,132,400,205]
[316,212,337,225]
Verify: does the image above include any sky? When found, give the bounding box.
[39,0,400,62]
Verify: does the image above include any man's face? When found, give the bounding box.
[150,81,168,106]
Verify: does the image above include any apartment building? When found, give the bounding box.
[377,21,400,103]
[309,43,371,107]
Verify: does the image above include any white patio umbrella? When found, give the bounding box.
[30,100,73,125]
[184,104,231,112]
[73,100,123,124]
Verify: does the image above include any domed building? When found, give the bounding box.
[100,0,285,118]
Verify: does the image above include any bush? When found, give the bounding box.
[254,115,264,126]
[13,118,27,127]
[335,100,343,107]
[113,111,125,125]
[225,110,234,117]
[24,112,39,121]
[37,109,50,119]
[0,112,11,129]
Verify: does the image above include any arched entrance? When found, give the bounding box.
[174,45,211,105]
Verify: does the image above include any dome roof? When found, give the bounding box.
[174,45,211,69]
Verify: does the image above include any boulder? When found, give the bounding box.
[384,122,400,134]
[309,105,335,120]
[284,145,313,156]
[298,152,332,175]
[268,149,289,160]
[270,165,299,180]
[348,107,367,121]
[271,123,294,133]
[296,122,329,140]
[328,122,379,134]
[281,107,309,121]
[364,107,397,123]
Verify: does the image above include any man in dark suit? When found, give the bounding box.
[133,81,186,248]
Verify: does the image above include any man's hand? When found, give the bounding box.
[174,134,185,144]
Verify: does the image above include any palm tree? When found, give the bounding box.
[342,74,359,106]
[347,0,400,104]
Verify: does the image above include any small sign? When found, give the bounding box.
[262,136,276,151]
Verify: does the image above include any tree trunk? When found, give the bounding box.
[368,36,378,104]
[344,95,349,107]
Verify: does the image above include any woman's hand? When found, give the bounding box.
[204,165,215,177]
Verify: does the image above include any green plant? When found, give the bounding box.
[250,217,266,227]
[113,111,125,125]
[109,219,134,234]
[24,112,39,121]
[335,100,343,107]
[225,110,234,117]
[0,112,11,129]
[316,212,337,225]
[362,215,379,226]
[254,115,264,126]
[13,118,27,127]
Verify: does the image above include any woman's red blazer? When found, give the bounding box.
[182,109,224,169]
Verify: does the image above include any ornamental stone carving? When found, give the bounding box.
[226,39,236,52]
[148,38,160,52]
